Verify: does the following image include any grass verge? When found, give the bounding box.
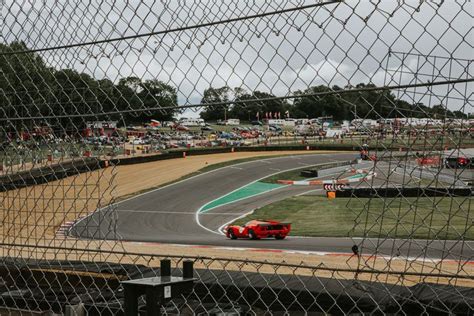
[232,196,473,240]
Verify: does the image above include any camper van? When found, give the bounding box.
[179,118,205,127]
[266,119,286,126]
[225,119,241,126]
[296,119,310,126]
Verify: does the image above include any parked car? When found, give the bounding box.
[129,138,145,145]
[174,124,190,132]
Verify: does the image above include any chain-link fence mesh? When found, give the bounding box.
[0,0,472,314]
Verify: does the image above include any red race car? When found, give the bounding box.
[224,220,291,240]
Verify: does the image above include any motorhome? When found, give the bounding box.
[326,128,344,138]
[266,119,289,126]
[179,118,205,126]
[341,120,351,132]
[295,124,315,136]
[296,119,310,126]
[225,119,241,126]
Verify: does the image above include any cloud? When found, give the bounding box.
[2,0,471,115]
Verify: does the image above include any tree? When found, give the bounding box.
[0,41,55,128]
[232,90,290,121]
[431,104,453,119]
[114,77,178,124]
[200,86,232,121]
[294,85,346,119]
[138,79,177,122]
[452,110,467,119]
[0,42,181,132]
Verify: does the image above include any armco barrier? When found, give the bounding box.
[107,151,183,166]
[335,187,472,198]
[165,144,359,157]
[0,158,103,192]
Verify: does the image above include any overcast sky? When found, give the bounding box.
[1,0,472,117]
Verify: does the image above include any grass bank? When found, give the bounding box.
[232,196,472,240]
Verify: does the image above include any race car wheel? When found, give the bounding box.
[249,229,259,240]
[229,230,237,240]
[275,235,286,240]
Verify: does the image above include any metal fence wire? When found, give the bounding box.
[0,0,473,315]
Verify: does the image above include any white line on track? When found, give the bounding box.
[217,209,256,235]
[113,210,239,215]
[295,188,323,196]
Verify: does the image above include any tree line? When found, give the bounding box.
[0,42,178,131]
[200,85,469,122]
[0,41,468,134]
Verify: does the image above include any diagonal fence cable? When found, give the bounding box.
[0,0,472,314]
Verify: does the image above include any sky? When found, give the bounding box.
[1,0,472,118]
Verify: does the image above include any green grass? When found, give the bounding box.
[233,196,473,240]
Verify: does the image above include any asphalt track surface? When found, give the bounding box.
[70,153,473,260]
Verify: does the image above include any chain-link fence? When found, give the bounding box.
[0,0,472,315]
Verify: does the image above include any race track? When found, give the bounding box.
[69,153,473,260]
